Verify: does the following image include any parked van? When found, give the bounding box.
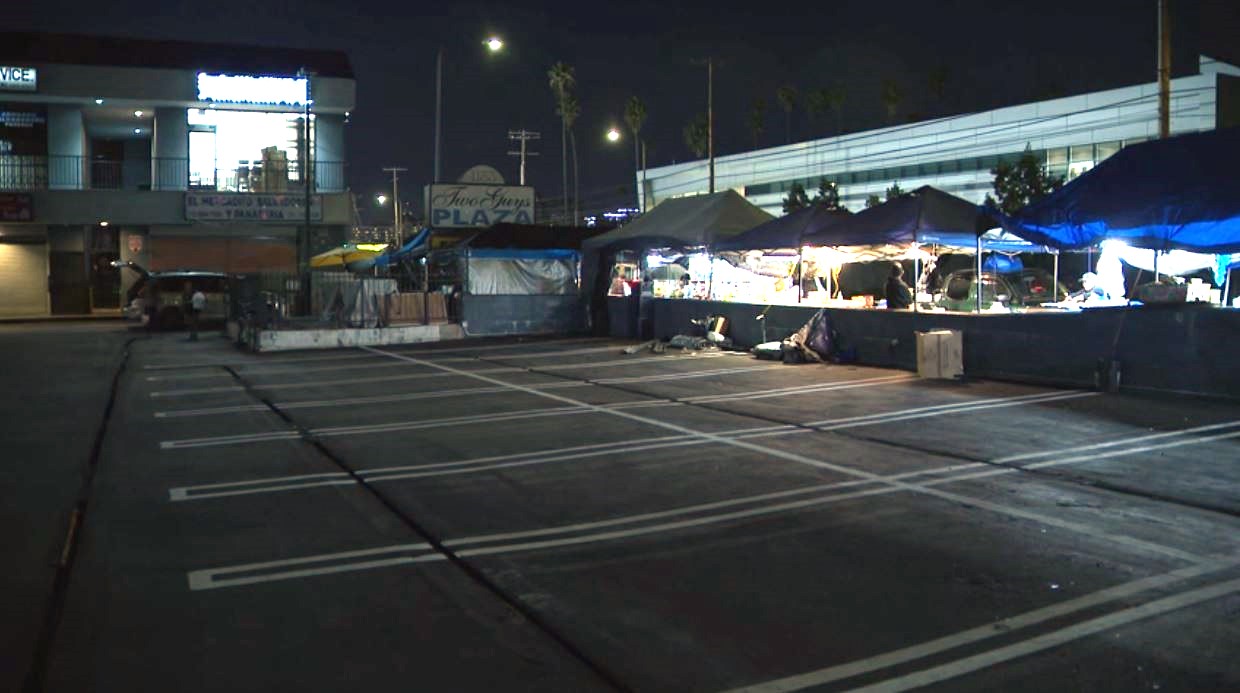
[112,261,229,328]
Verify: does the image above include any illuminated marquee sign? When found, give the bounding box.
[425,184,535,227]
[196,73,308,106]
[0,66,37,92]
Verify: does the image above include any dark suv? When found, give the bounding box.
[113,261,230,328]
[935,268,1066,312]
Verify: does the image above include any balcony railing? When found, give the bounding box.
[0,155,347,194]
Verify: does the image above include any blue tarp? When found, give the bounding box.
[467,248,579,260]
[712,205,853,251]
[802,186,996,248]
[1003,128,1240,253]
[372,227,431,268]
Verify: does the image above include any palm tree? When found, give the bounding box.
[624,96,647,208]
[881,79,902,124]
[561,93,581,223]
[547,62,575,222]
[684,113,708,158]
[928,65,949,116]
[805,88,829,135]
[776,85,798,143]
[748,98,767,149]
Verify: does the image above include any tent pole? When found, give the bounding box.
[1225,268,1232,306]
[796,248,803,304]
[706,247,714,301]
[1053,251,1060,300]
[975,236,982,313]
[1154,250,1160,281]
[913,252,920,313]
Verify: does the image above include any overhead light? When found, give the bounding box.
[99,221,110,227]
[133,128,142,134]
[134,110,144,117]
[94,98,104,105]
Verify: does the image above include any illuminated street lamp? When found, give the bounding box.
[375,194,388,206]
[434,36,505,182]
[604,126,647,212]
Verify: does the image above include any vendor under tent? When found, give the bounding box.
[1001,127,1240,255]
[581,190,773,336]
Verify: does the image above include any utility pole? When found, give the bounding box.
[708,56,715,194]
[1157,0,1172,139]
[382,167,407,242]
[297,67,313,274]
[506,130,541,186]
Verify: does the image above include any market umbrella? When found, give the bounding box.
[309,243,387,271]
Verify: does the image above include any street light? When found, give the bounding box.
[604,126,647,212]
[434,36,505,183]
[375,194,388,206]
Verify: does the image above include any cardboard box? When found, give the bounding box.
[916,329,963,379]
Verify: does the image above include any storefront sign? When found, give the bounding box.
[426,183,534,227]
[0,105,48,157]
[185,193,322,222]
[0,193,33,221]
[196,73,308,106]
[0,66,37,92]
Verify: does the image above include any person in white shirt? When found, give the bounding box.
[189,288,206,341]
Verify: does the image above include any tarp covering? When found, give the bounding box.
[467,257,578,295]
[713,205,853,251]
[802,185,994,248]
[1003,128,1240,253]
[582,190,774,253]
[374,228,431,268]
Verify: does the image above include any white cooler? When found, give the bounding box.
[916,329,963,379]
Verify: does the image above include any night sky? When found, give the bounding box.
[11,0,1240,223]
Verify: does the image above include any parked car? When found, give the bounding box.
[934,268,1067,311]
[112,261,230,328]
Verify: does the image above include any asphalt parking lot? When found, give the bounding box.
[23,330,1240,691]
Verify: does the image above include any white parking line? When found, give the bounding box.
[186,542,436,591]
[721,556,1240,693]
[181,423,1238,586]
[361,346,1202,564]
[843,575,1240,693]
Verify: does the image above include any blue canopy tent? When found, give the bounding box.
[712,205,853,251]
[1003,128,1240,254]
[802,186,996,248]
[372,227,431,269]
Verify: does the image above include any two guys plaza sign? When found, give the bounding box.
[426,184,534,227]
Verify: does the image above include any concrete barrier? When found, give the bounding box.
[649,299,1240,400]
[242,323,465,352]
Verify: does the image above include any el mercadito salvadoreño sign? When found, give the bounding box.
[186,193,322,222]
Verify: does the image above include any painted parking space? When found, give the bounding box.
[54,333,1240,692]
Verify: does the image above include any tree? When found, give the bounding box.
[684,113,709,158]
[547,62,575,222]
[561,93,581,223]
[805,88,830,135]
[881,79,903,123]
[864,194,882,208]
[928,65,949,115]
[624,96,647,204]
[989,145,1065,214]
[885,181,905,200]
[782,183,811,214]
[812,178,842,210]
[748,98,767,148]
[776,85,798,143]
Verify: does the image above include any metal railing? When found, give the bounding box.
[0,155,346,193]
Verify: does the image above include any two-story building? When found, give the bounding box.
[0,32,356,317]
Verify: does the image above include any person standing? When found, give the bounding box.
[189,286,206,341]
[885,263,913,309]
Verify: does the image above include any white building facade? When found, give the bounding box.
[641,55,1240,216]
[0,32,356,316]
